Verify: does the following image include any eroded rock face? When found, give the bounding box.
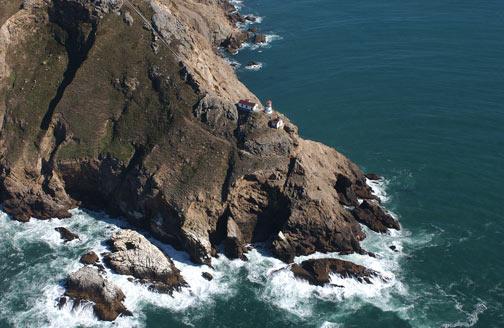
[291,258,379,286]
[65,266,130,321]
[352,200,400,233]
[104,229,186,294]
[0,0,399,267]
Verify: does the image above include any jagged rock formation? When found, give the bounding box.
[0,0,399,268]
[65,266,130,321]
[352,200,400,233]
[103,229,186,293]
[290,258,379,286]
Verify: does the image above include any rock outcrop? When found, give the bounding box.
[65,266,130,321]
[55,227,79,242]
[352,200,400,233]
[103,229,186,294]
[80,250,99,265]
[290,258,379,286]
[0,0,399,270]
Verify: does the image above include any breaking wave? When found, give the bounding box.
[0,210,235,327]
[0,178,445,327]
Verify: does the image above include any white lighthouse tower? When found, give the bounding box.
[264,99,273,114]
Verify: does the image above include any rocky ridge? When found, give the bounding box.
[0,0,399,279]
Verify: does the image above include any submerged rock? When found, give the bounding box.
[55,227,79,243]
[104,230,187,294]
[365,173,382,181]
[56,296,67,309]
[65,266,130,321]
[290,258,379,286]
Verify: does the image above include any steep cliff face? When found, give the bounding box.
[0,0,398,265]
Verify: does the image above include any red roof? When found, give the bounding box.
[238,99,257,107]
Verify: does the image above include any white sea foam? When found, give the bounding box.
[366,177,390,203]
[235,13,263,28]
[0,209,237,327]
[223,56,241,69]
[223,177,410,318]
[233,33,282,55]
[229,0,243,8]
[251,15,263,24]
[441,301,487,328]
[0,177,414,327]
[248,34,282,50]
[245,62,263,71]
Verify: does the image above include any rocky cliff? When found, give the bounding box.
[0,0,399,266]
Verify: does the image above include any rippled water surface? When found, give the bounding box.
[1,0,503,327]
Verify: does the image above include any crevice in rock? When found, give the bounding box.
[41,120,67,196]
[41,11,98,130]
[220,150,236,202]
[282,156,298,191]
[209,206,230,247]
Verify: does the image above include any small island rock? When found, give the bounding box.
[65,266,130,321]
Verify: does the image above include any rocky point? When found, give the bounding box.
[0,0,401,321]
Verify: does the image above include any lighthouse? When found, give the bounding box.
[264,100,273,114]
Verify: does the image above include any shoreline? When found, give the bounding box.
[0,0,406,324]
[0,177,407,326]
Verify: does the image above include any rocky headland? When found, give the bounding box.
[0,0,400,320]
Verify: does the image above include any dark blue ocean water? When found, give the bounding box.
[0,0,503,327]
[234,0,504,326]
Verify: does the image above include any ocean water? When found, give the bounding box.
[1,0,503,327]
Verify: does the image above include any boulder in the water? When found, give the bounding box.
[65,266,130,321]
[55,227,79,242]
[104,230,187,294]
[365,173,382,181]
[290,258,379,286]
[202,272,213,281]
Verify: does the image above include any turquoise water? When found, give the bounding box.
[1,0,503,327]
